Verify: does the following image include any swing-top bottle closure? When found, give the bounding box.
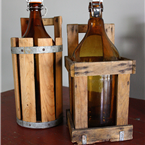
[89,0,103,17]
[26,0,47,17]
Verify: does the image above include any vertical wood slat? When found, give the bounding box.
[11,38,21,120]
[54,16,63,119]
[55,38,63,119]
[38,38,55,122]
[116,74,130,125]
[19,38,36,122]
[67,24,79,58]
[67,24,79,118]
[73,76,88,129]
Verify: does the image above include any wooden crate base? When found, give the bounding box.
[66,110,133,144]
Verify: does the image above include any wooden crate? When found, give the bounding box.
[65,24,136,144]
[11,16,63,129]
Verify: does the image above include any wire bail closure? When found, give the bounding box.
[26,0,48,17]
[90,0,102,17]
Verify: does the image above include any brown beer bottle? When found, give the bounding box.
[72,0,120,127]
[23,0,54,121]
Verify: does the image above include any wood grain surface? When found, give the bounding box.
[19,38,36,122]
[38,38,55,122]
[11,38,21,120]
[65,56,135,77]
[117,74,130,125]
[73,76,88,129]
[54,16,63,119]
[67,110,133,144]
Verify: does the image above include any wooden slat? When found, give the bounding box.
[69,76,73,115]
[20,18,29,36]
[67,24,79,58]
[19,38,36,122]
[42,18,54,26]
[55,38,63,119]
[67,110,133,144]
[132,60,136,74]
[65,56,134,77]
[11,38,21,120]
[54,16,62,39]
[104,24,115,44]
[20,18,54,36]
[38,38,55,122]
[54,16,63,119]
[116,74,130,125]
[73,76,88,129]
[67,110,75,139]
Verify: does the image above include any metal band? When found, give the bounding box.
[16,116,63,129]
[11,45,63,54]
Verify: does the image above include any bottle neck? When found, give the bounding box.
[28,3,43,23]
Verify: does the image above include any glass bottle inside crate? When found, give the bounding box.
[71,0,120,127]
[23,0,54,121]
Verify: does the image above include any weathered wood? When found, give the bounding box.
[65,56,75,74]
[38,38,55,122]
[55,38,63,119]
[104,24,115,44]
[69,76,73,115]
[20,18,54,36]
[54,16,63,119]
[42,18,54,26]
[20,18,29,36]
[73,76,88,129]
[67,24,79,58]
[54,16,62,39]
[65,56,135,77]
[11,38,21,120]
[19,38,36,122]
[67,110,133,144]
[67,110,75,139]
[116,74,130,125]
[132,60,136,74]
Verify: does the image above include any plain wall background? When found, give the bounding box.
[1,0,145,100]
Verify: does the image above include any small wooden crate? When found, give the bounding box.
[11,16,63,129]
[65,24,136,144]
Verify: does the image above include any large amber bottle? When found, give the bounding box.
[72,0,120,127]
[23,0,54,121]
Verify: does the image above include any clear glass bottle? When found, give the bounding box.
[72,0,120,127]
[23,0,54,121]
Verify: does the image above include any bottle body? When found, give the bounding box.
[72,2,120,127]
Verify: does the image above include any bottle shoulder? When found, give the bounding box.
[72,19,120,62]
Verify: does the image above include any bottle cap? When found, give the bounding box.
[26,0,43,3]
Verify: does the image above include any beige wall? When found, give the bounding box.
[1,0,145,100]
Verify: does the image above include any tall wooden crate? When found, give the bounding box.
[65,24,136,144]
[11,16,63,129]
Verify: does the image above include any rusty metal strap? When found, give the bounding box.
[11,45,63,54]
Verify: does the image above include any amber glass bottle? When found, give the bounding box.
[23,0,53,121]
[72,0,120,127]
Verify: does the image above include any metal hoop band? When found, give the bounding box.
[11,45,63,54]
[16,116,63,129]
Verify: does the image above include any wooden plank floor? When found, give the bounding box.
[1,87,145,145]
